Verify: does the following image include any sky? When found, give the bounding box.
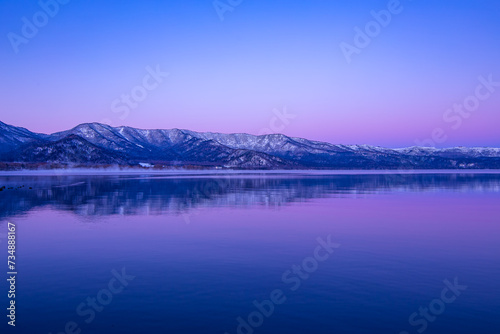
[0,0,499,148]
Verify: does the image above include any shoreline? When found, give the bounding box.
[1,169,500,176]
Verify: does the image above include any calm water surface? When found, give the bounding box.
[0,172,499,334]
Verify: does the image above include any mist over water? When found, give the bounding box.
[1,173,499,333]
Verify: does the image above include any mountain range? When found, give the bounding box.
[1,120,499,169]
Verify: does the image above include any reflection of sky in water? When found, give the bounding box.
[0,174,499,333]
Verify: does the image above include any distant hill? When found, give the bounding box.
[1,121,500,169]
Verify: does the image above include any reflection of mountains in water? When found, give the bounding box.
[1,173,499,218]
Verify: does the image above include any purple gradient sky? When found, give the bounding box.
[1,0,499,147]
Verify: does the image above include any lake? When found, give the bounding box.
[0,172,499,334]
